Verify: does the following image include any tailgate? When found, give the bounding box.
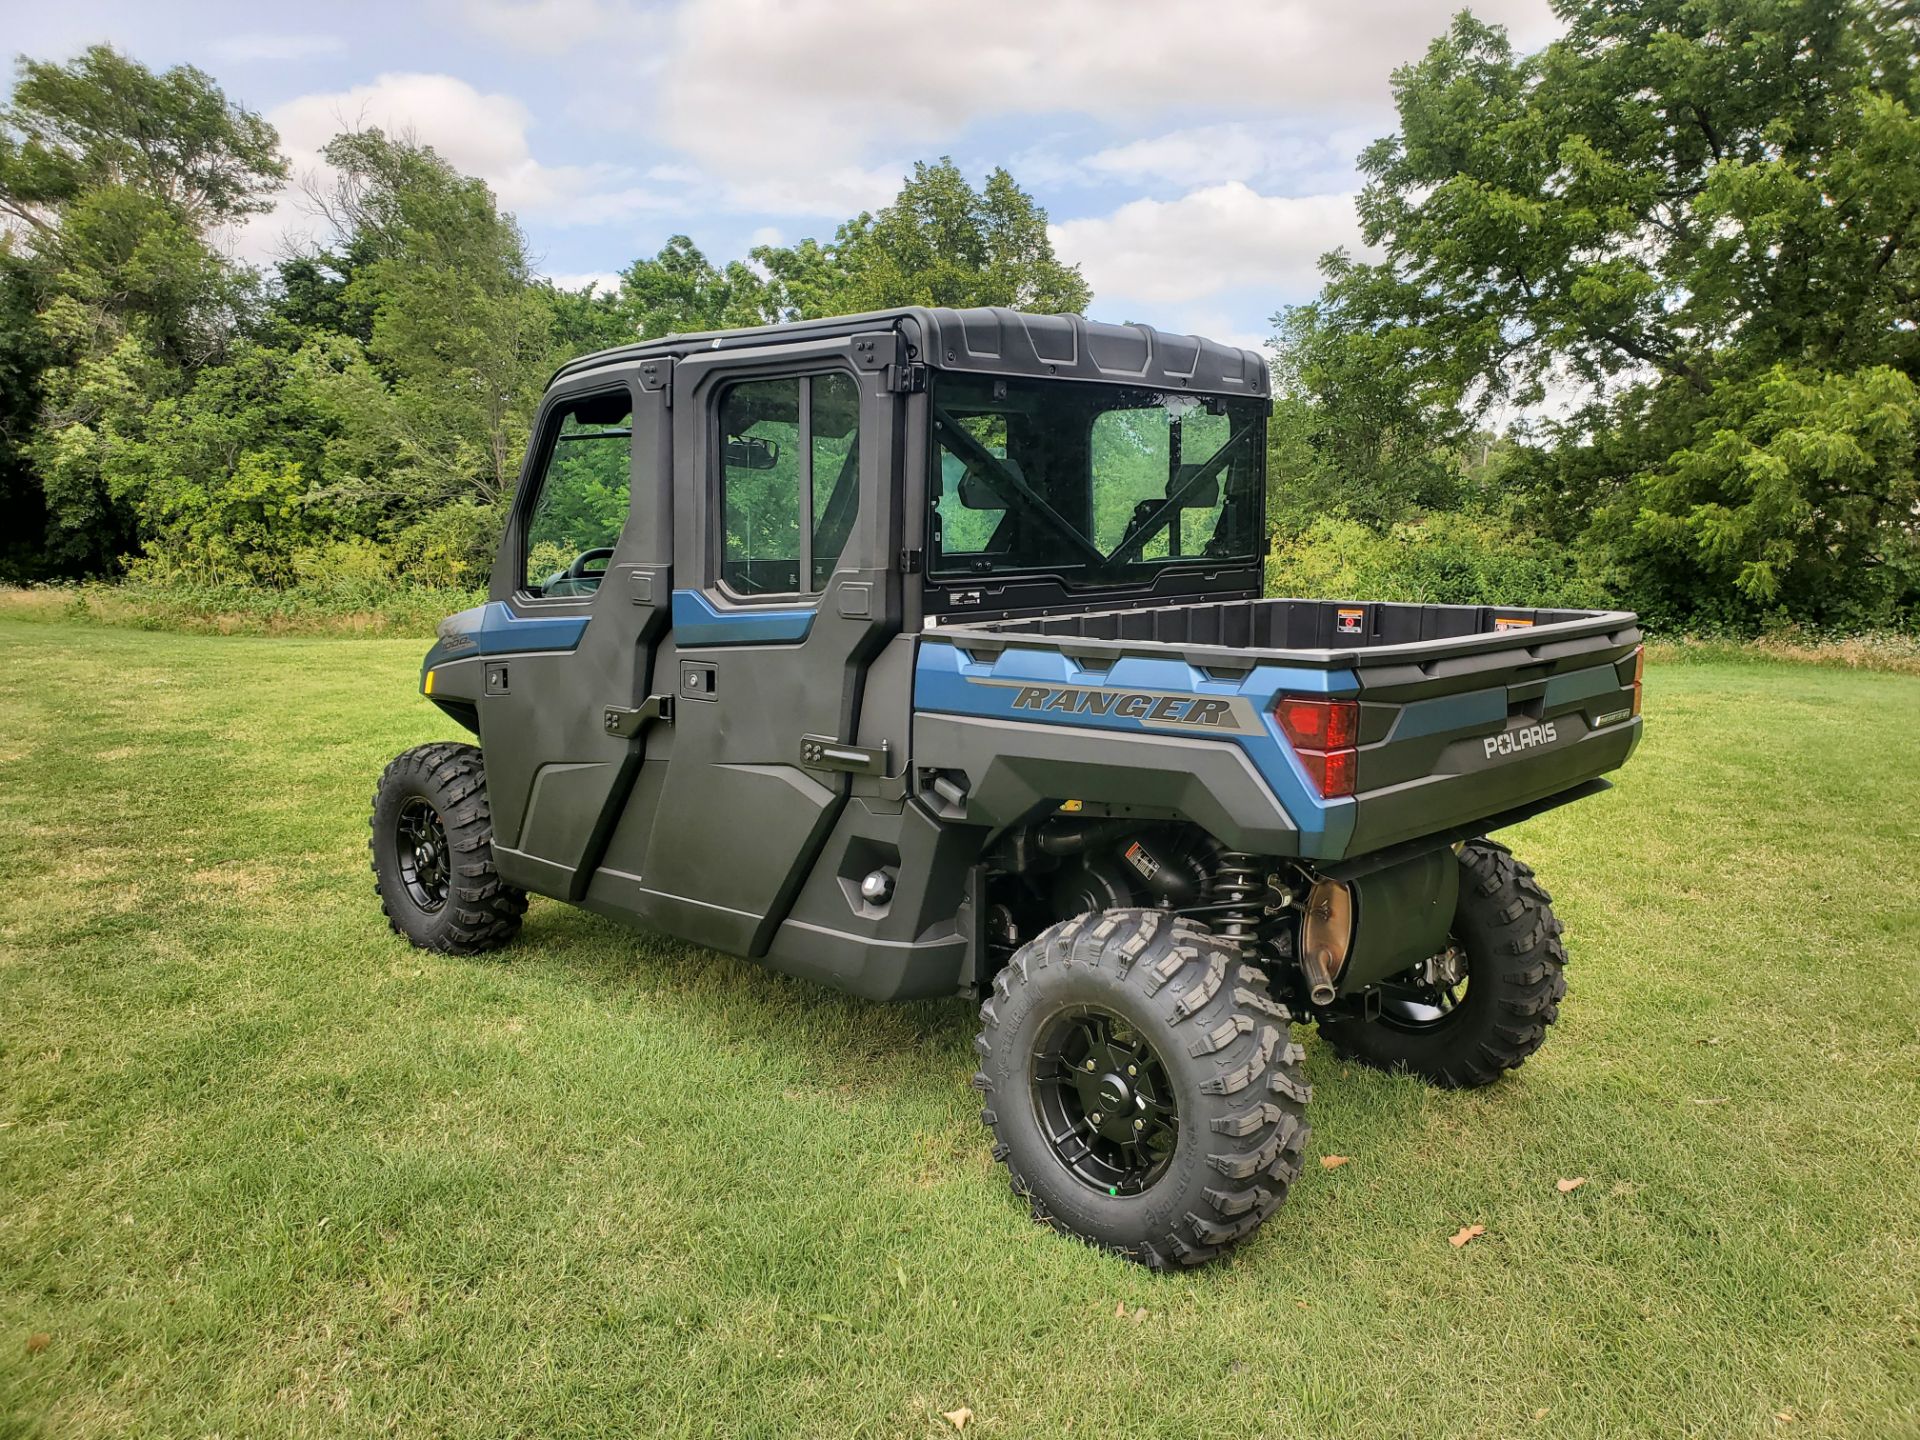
[1344,625,1642,854]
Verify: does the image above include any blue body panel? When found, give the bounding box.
[672,589,817,646]
[470,602,590,655]
[427,591,820,664]
[913,637,1361,858]
[424,602,589,666]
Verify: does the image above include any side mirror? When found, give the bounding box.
[958,468,1010,510]
[724,435,780,470]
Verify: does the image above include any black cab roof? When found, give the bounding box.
[549,306,1270,400]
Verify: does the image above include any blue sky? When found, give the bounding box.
[8,0,1562,350]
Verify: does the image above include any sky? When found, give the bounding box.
[5,0,1566,351]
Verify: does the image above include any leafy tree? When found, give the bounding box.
[1269,273,1467,530]
[772,160,1090,316]
[0,45,284,572]
[614,160,1091,343]
[0,44,281,235]
[305,129,557,521]
[615,234,777,338]
[1277,0,1920,627]
[0,249,54,579]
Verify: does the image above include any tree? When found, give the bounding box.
[613,160,1092,345]
[306,129,557,523]
[1277,0,1920,626]
[615,234,777,339]
[0,45,285,572]
[774,159,1091,316]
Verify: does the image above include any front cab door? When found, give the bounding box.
[479,363,673,901]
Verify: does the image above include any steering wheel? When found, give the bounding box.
[566,547,615,580]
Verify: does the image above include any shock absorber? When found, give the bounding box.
[1211,850,1264,948]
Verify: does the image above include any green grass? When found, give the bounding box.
[2,618,1917,1438]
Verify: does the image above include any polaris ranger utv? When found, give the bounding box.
[371,307,1643,1269]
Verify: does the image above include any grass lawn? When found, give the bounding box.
[2,617,1917,1438]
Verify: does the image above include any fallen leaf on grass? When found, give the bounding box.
[1449,1224,1486,1248]
[25,1334,49,1354]
[1689,1097,1729,1106]
[1132,1307,1149,1324]
[943,1406,973,1431]
[1320,1155,1350,1170]
[1556,1177,1586,1193]
[1114,1301,1127,1318]
[1534,1407,1550,1420]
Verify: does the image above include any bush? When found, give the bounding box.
[1265,513,1611,611]
[4,575,483,636]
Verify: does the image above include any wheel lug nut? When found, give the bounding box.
[1085,1060,1096,1071]
[1127,1065,1136,1076]
[1090,1112,1102,1125]
[1133,1118,1144,1131]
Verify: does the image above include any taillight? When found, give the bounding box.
[1276,696,1359,798]
[1631,645,1645,717]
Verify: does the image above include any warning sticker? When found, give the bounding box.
[1336,607,1365,636]
[1494,616,1535,633]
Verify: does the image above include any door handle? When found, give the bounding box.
[799,735,889,776]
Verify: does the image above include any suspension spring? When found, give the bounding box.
[1212,850,1264,947]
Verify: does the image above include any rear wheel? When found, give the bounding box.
[370,742,526,954]
[1318,839,1566,1088]
[975,910,1311,1269]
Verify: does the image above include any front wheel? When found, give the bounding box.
[1318,839,1567,1088]
[974,910,1311,1270]
[370,742,526,954]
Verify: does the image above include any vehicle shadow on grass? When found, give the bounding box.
[506,897,982,1099]
[503,895,1460,1266]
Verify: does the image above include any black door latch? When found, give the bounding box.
[604,695,674,739]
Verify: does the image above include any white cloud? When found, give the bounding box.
[1049,183,1366,307]
[645,0,1560,191]
[229,72,680,261]
[446,0,1561,221]
[458,0,653,57]
[1075,122,1380,193]
[209,34,347,63]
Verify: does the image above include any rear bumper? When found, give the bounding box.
[1345,716,1640,856]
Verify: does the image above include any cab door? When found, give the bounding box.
[625,335,902,956]
[479,362,674,901]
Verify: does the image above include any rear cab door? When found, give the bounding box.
[601,332,907,955]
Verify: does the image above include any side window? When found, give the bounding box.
[932,414,1009,557]
[522,391,632,598]
[719,372,861,596]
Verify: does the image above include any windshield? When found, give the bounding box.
[928,372,1264,585]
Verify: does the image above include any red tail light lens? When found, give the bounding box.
[1276,696,1359,798]
[1275,697,1358,751]
[1295,747,1357,799]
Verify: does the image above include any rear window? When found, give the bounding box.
[929,372,1263,586]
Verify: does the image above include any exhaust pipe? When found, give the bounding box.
[1298,877,1352,1006]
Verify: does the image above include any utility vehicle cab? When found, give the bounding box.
[372,307,1641,1269]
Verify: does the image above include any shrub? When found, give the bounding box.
[1265,513,1610,611]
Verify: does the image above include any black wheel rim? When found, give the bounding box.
[1376,942,1470,1031]
[395,796,452,913]
[1030,1005,1179,1196]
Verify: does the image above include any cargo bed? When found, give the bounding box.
[913,597,1644,861]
